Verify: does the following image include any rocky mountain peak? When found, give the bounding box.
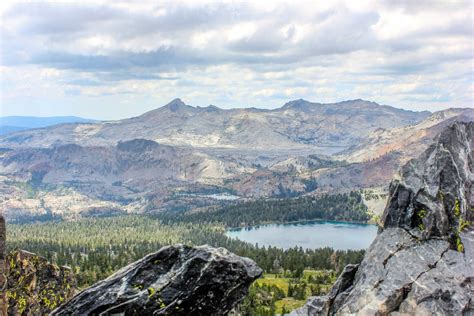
[382,121,473,247]
[162,98,191,113]
[340,98,372,104]
[138,98,194,118]
[292,121,473,315]
[198,104,221,112]
[281,99,314,110]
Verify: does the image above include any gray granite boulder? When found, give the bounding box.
[51,244,262,315]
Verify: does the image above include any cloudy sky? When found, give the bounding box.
[0,0,472,119]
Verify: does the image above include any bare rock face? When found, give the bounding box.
[0,215,7,315]
[52,244,262,315]
[292,121,474,315]
[6,250,76,315]
[382,121,473,246]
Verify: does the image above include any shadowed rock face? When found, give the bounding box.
[51,244,262,315]
[292,121,474,316]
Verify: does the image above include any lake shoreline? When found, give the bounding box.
[227,218,376,231]
[226,219,378,251]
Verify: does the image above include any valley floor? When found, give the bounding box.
[7,215,364,314]
[240,270,335,315]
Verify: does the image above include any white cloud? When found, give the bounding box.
[0,0,472,119]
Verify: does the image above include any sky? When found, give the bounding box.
[0,0,473,120]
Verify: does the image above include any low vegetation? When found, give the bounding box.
[239,270,335,315]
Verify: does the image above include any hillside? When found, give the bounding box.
[339,108,474,163]
[0,98,471,221]
[0,139,253,221]
[308,108,474,193]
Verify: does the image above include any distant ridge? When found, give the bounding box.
[145,98,433,114]
[0,116,97,136]
[0,99,433,149]
[281,98,431,116]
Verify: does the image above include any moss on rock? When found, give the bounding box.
[6,250,76,315]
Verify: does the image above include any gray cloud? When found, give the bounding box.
[64,72,177,86]
[303,10,379,56]
[0,1,472,118]
[378,0,469,14]
[1,2,384,72]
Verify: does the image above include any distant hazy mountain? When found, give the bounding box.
[0,99,429,151]
[0,116,96,136]
[0,126,28,135]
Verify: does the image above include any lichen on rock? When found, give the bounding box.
[6,250,76,315]
[51,244,262,315]
[381,122,473,247]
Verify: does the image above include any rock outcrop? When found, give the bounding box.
[52,244,262,315]
[6,250,76,315]
[0,215,6,315]
[292,121,474,315]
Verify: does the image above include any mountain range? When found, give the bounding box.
[0,98,472,222]
[0,98,428,150]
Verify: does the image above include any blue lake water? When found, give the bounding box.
[226,220,378,250]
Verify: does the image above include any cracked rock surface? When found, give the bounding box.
[51,244,262,315]
[292,121,474,316]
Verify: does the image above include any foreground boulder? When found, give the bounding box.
[52,244,262,315]
[6,250,76,315]
[293,121,474,315]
